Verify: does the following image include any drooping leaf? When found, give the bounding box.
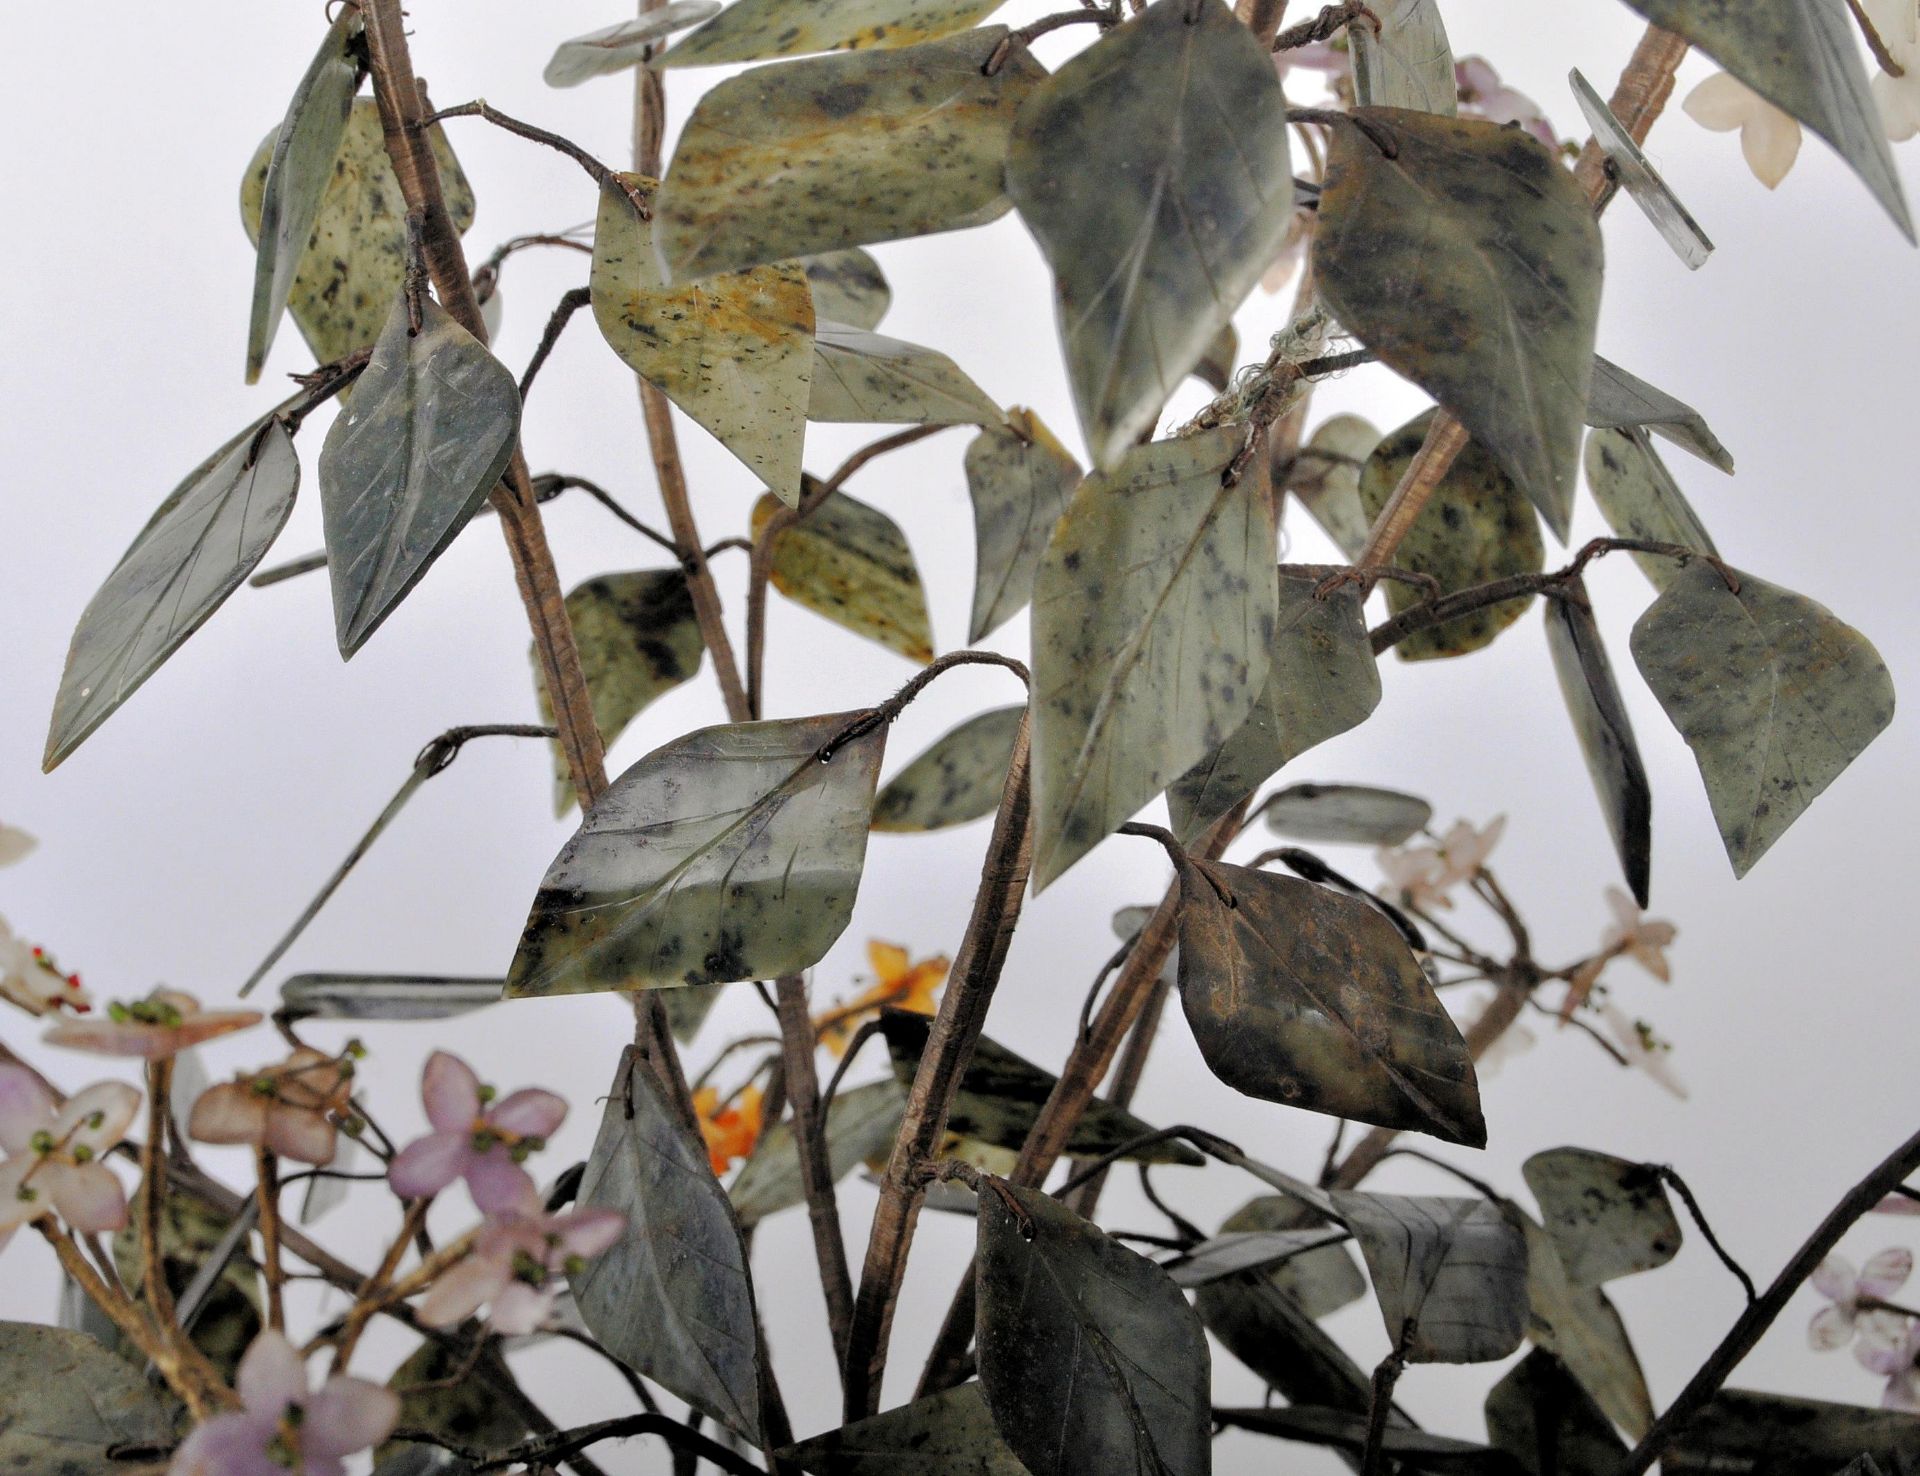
[543,4,723,86]
[1569,68,1713,270]
[1328,1191,1529,1363]
[1165,1227,1351,1289]
[317,295,520,657]
[802,249,893,330]
[965,409,1079,642]
[575,1050,763,1439]
[1285,413,1378,559]
[1619,0,1913,239]
[1661,1390,1920,1473]
[1349,0,1456,113]
[872,704,1028,831]
[0,1323,183,1475]
[1630,563,1895,877]
[1583,428,1720,595]
[1484,1350,1628,1476]
[44,417,299,771]
[781,1383,1030,1474]
[247,7,362,382]
[241,101,477,368]
[1169,565,1382,843]
[1520,1215,1654,1437]
[1214,1406,1515,1472]
[377,1340,528,1470]
[592,176,813,503]
[279,973,504,1021]
[1030,426,1278,887]
[507,710,887,996]
[656,29,1045,280]
[1175,1196,1366,1318]
[1545,581,1653,905]
[1006,0,1292,468]
[810,321,1000,425]
[665,0,1008,66]
[1585,356,1734,473]
[1522,1148,1680,1287]
[977,1182,1211,1476]
[1359,409,1545,660]
[731,1078,907,1226]
[753,490,935,663]
[1193,322,1239,393]
[1260,781,1432,846]
[1316,109,1603,537]
[1178,857,1483,1143]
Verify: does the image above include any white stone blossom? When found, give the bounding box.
[1599,1002,1687,1099]
[1600,887,1677,982]
[1683,72,1802,187]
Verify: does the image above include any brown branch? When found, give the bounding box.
[1353,411,1472,568]
[255,1148,286,1331]
[394,1412,763,1475]
[1360,1320,1416,1476]
[520,285,593,401]
[772,974,857,1373]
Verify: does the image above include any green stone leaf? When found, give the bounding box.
[1285,413,1378,559]
[1360,409,1545,660]
[1662,1390,1920,1473]
[1585,356,1734,473]
[1570,69,1713,270]
[543,4,723,86]
[1261,781,1432,845]
[378,1340,527,1470]
[1520,1214,1654,1437]
[1177,858,1484,1144]
[753,489,935,663]
[1583,428,1719,594]
[810,321,1000,425]
[242,101,477,368]
[656,29,1045,281]
[1193,322,1239,392]
[731,1078,907,1226]
[1545,580,1653,906]
[663,0,1009,67]
[1620,0,1913,240]
[781,1383,1029,1474]
[1329,1191,1528,1363]
[1630,563,1895,877]
[45,417,299,771]
[872,704,1027,831]
[592,176,813,503]
[246,7,362,383]
[1522,1148,1680,1287]
[1176,1196,1366,1317]
[1484,1350,1628,1476]
[1169,565,1382,843]
[537,568,704,815]
[508,710,885,996]
[116,1193,263,1383]
[977,1182,1211,1476]
[1349,0,1456,113]
[318,295,521,657]
[965,408,1080,642]
[575,1049,763,1439]
[664,983,727,1042]
[1316,109,1603,538]
[1030,426,1278,888]
[1216,1406,1513,1470]
[802,249,893,330]
[1007,0,1292,469]
[0,1323,184,1475]
[279,973,503,1021]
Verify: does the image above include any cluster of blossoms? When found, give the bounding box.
[0,822,91,1017]
[170,1329,399,1476]
[1810,1242,1920,1411]
[0,1066,138,1249]
[1375,815,1507,913]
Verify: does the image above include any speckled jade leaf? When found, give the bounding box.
[810,321,999,424]
[1546,581,1653,906]
[802,249,892,330]
[1007,0,1292,469]
[656,29,1045,281]
[1485,1350,1628,1476]
[731,1078,906,1226]
[1630,564,1894,877]
[1285,413,1378,559]
[1619,0,1912,240]
[1030,426,1277,888]
[246,7,362,383]
[1523,1149,1680,1288]
[1316,109,1602,538]
[1175,1197,1366,1317]
[1583,428,1720,592]
[0,1323,184,1474]
[1570,68,1713,270]
[1165,1226,1351,1289]
[663,0,1009,67]
[965,408,1080,642]
[1193,322,1239,392]
[1196,1259,1381,1416]
[506,709,886,996]
[1261,782,1432,845]
[1177,858,1484,1144]
[872,704,1027,831]
[317,295,521,657]
[752,489,934,662]
[1360,409,1545,660]
[278,973,503,1021]
[1520,1215,1654,1437]
[783,1384,1027,1474]
[1349,0,1455,113]
[1585,356,1734,473]
[44,417,298,771]
[536,568,704,814]
[1169,565,1381,844]
[543,3,722,86]
[592,176,812,503]
[379,1340,526,1472]
[1662,1391,1920,1473]
[242,101,476,368]
[977,1184,1211,1476]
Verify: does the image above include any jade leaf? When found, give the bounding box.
[1662,1390,1920,1473]
[965,408,1080,642]
[1176,1196,1366,1317]
[872,704,1027,832]
[1285,413,1378,559]
[730,1078,907,1226]
[543,4,723,86]
[1585,356,1734,473]
[0,1322,183,1474]
[781,1384,1028,1474]
[663,0,1009,67]
[1522,1148,1680,1287]
[1193,322,1239,392]
[1570,68,1713,270]
[1520,1214,1654,1437]
[1261,781,1432,845]
[1484,1350,1628,1476]
[1583,428,1720,592]
[753,489,935,663]
[1350,0,1456,113]
[378,1339,526,1471]
[802,249,892,330]
[1196,1266,1383,1416]
[279,973,504,1022]
[809,321,1000,425]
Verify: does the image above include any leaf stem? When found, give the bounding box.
[420,101,646,211]
[1654,1163,1758,1304]
[520,285,593,400]
[393,1412,764,1474]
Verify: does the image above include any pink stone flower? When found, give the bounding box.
[1432,815,1506,887]
[1856,1317,1920,1412]
[167,1329,398,1476]
[189,1048,357,1166]
[1876,1193,1920,1216]
[1811,1249,1914,1349]
[418,1195,626,1336]
[0,918,92,1017]
[1375,844,1451,912]
[1599,1002,1688,1099]
[0,824,36,867]
[1454,57,1557,147]
[1600,887,1677,982]
[388,1051,567,1213]
[45,989,260,1060]
[0,1065,140,1250]
[1683,72,1802,187]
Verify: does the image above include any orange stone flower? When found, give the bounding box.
[694,1084,764,1176]
[813,942,949,1058]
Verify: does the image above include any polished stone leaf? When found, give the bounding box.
[782,1384,1028,1474]
[656,29,1045,280]
[1570,68,1713,270]
[576,1049,762,1438]
[1193,322,1239,392]
[0,1323,183,1475]
[1546,582,1653,905]
[1262,781,1432,846]
[593,176,813,503]
[1360,409,1545,660]
[279,973,503,1021]
[1216,1406,1514,1471]
[977,1183,1210,1476]
[318,296,521,656]
[731,1078,906,1226]
[1350,0,1455,112]
[1630,564,1895,877]
[1166,1226,1351,1289]
[507,710,886,996]
[803,249,892,330]
[1330,1191,1528,1363]
[1169,565,1381,843]
[753,490,935,662]
[543,3,722,86]
[242,101,476,368]
[1521,1215,1654,1437]
[810,321,999,424]
[1030,426,1278,888]
[1586,356,1734,473]
[872,704,1027,831]
[1523,1148,1680,1287]
[247,7,362,382]
[45,418,299,771]
[965,408,1080,642]
[1178,858,1484,1143]
[115,1193,263,1383]
[1177,1196,1366,1318]
[1620,0,1912,240]
[1662,1390,1920,1473]
[1285,413,1378,558]
[538,568,704,814]
[1198,1265,1384,1416]
[1484,1350,1627,1476]
[377,1340,527,1471]
[1584,428,1720,596]
[1007,0,1292,469]
[664,0,1008,66]
[1316,109,1602,537]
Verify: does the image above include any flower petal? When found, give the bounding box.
[556,1207,627,1260]
[236,1328,309,1415]
[487,1280,556,1336]
[264,1104,338,1167]
[422,1051,483,1133]
[302,1376,400,1460]
[465,1149,538,1217]
[387,1129,470,1201]
[0,1158,50,1230]
[417,1253,508,1328]
[55,1081,142,1155]
[489,1088,566,1140]
[1741,110,1802,189]
[1860,1247,1914,1300]
[166,1410,281,1476]
[1812,1254,1857,1302]
[189,1082,270,1147]
[0,826,37,868]
[42,1019,178,1060]
[1810,1303,1856,1350]
[0,1065,53,1154]
[1684,72,1757,132]
[43,1162,129,1234]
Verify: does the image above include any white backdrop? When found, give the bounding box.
[2,3,1918,1470]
